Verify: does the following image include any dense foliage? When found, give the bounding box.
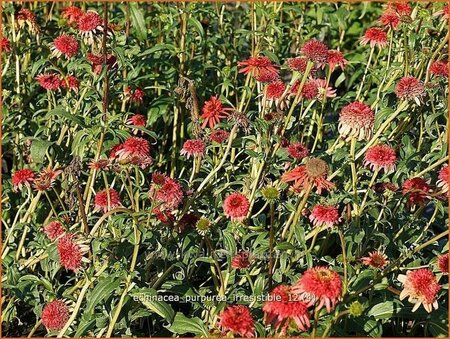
[1,1,449,337]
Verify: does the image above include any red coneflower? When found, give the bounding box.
[127,114,147,128]
[16,9,39,32]
[218,305,255,337]
[33,166,63,191]
[223,192,250,222]
[364,144,397,173]
[437,165,449,193]
[361,251,389,268]
[1,37,12,53]
[286,142,309,160]
[62,6,84,26]
[360,27,388,48]
[282,158,335,194]
[238,55,279,80]
[87,53,117,75]
[51,35,79,59]
[388,2,412,16]
[395,76,425,104]
[437,253,449,274]
[153,207,175,224]
[88,159,110,171]
[301,39,329,64]
[327,50,348,71]
[398,269,440,313]
[379,10,401,30]
[61,75,79,92]
[231,251,251,269]
[313,78,337,99]
[116,136,152,168]
[263,285,310,335]
[94,188,121,213]
[125,86,145,105]
[210,129,230,143]
[77,11,103,44]
[266,80,286,100]
[201,96,232,129]
[109,144,124,159]
[36,73,62,91]
[309,204,341,227]
[429,60,449,78]
[287,57,308,73]
[402,177,430,207]
[294,266,342,313]
[151,174,184,210]
[41,300,70,331]
[43,221,65,240]
[291,80,319,100]
[180,139,206,158]
[12,168,35,191]
[338,101,374,141]
[57,233,83,271]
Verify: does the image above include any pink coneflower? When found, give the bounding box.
[116,137,152,168]
[51,35,79,59]
[437,253,449,274]
[388,2,412,16]
[238,55,279,81]
[125,86,145,105]
[364,144,397,173]
[309,204,341,227]
[338,101,375,141]
[127,114,147,127]
[12,168,35,191]
[398,269,440,313]
[254,71,279,83]
[301,39,329,64]
[402,177,430,207]
[360,28,388,48]
[201,96,232,129]
[16,9,39,32]
[379,10,401,30]
[88,159,110,171]
[263,285,310,335]
[429,60,449,78]
[1,37,12,53]
[181,139,206,158]
[437,165,449,192]
[94,188,121,213]
[62,6,84,26]
[33,167,63,192]
[109,144,124,159]
[218,305,255,338]
[395,76,425,104]
[286,142,309,160]
[43,221,65,240]
[313,78,337,99]
[61,75,79,92]
[151,174,184,210]
[36,73,62,91]
[361,251,389,268]
[210,129,230,143]
[327,50,348,71]
[282,158,335,194]
[231,251,251,269]
[153,207,175,224]
[41,300,70,331]
[266,80,286,100]
[57,233,83,271]
[291,80,319,100]
[287,57,308,73]
[223,192,250,222]
[293,266,342,313]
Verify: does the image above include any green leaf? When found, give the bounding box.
[85,275,122,315]
[129,3,147,41]
[367,301,394,320]
[46,107,86,127]
[30,139,53,163]
[167,312,209,337]
[131,289,175,323]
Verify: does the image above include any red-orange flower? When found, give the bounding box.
[379,10,401,30]
[180,139,206,158]
[231,251,251,269]
[338,101,374,141]
[62,6,84,25]
[293,266,342,313]
[36,73,62,91]
[210,129,230,143]
[398,269,440,313]
[1,37,12,53]
[218,305,255,337]
[395,76,425,104]
[429,60,449,78]
[360,28,388,48]
[301,39,328,64]
[12,168,35,191]
[263,285,310,335]
[364,144,397,173]
[223,192,250,222]
[437,253,449,274]
[115,136,152,168]
[402,177,429,207]
[281,158,334,194]
[309,204,341,227]
[51,35,79,58]
[41,300,70,331]
[43,221,65,240]
[266,80,286,100]
[150,173,184,210]
[286,142,309,160]
[57,233,83,271]
[327,50,347,71]
[94,188,121,213]
[361,251,388,268]
[238,55,279,80]
[437,165,449,193]
[201,96,232,129]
